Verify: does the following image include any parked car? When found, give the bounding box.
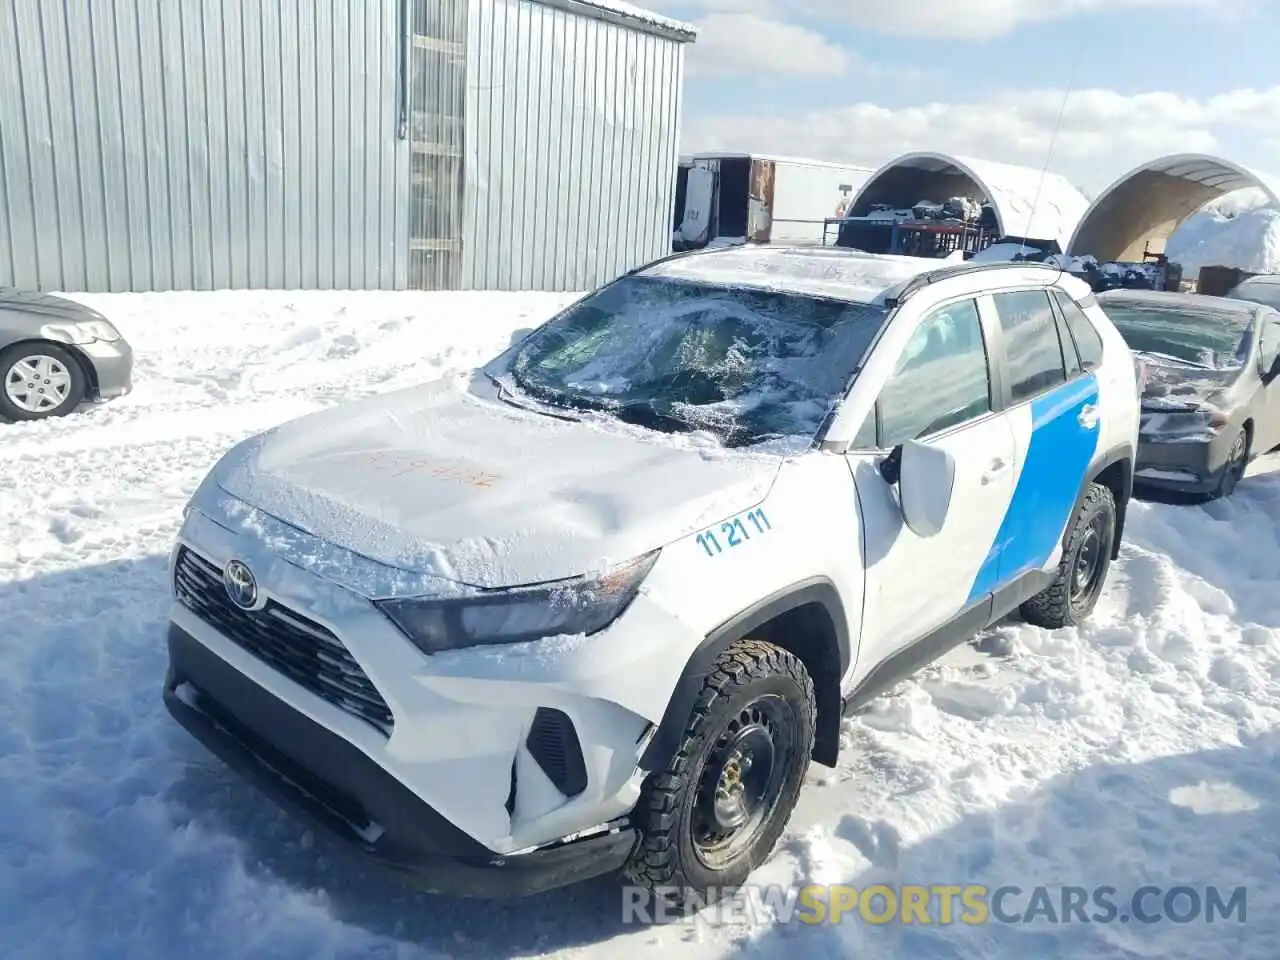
[1097,289,1280,498]
[0,289,133,421]
[1224,273,1280,311]
[162,247,1140,902]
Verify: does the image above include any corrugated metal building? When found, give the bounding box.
[0,0,695,294]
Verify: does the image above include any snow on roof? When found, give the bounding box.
[686,152,876,174]
[640,245,936,305]
[538,0,697,40]
[1096,287,1261,315]
[1070,153,1280,263]
[849,151,1090,250]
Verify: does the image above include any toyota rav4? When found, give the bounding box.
[163,246,1140,901]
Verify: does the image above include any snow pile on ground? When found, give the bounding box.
[3,291,1280,959]
[1166,187,1280,277]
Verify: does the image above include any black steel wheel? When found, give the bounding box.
[1021,482,1117,629]
[625,638,816,901]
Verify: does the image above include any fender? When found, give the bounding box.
[1071,441,1134,559]
[638,578,852,775]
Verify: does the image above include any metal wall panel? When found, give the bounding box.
[0,0,410,292]
[461,0,686,291]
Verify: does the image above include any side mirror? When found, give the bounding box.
[1265,355,1280,384]
[896,439,956,538]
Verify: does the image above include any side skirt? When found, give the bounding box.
[841,569,1055,715]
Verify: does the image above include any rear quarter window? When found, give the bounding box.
[1052,290,1105,369]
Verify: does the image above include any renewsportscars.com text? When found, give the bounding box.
[622,883,1248,926]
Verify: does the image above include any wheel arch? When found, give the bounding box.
[639,578,852,774]
[0,337,97,399]
[1075,444,1133,560]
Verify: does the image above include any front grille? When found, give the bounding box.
[173,546,394,736]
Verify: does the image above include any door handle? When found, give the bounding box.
[981,457,1009,484]
[1078,403,1100,429]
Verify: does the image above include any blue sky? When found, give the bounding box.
[646,0,1280,195]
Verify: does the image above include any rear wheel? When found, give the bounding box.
[625,638,816,902]
[1020,482,1116,629]
[0,343,86,421]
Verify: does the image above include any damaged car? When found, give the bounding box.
[1097,289,1280,498]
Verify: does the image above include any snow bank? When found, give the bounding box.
[1166,188,1280,277]
[2,291,1279,959]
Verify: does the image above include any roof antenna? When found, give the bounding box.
[1025,35,1085,284]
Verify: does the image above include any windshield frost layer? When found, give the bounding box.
[507,276,890,447]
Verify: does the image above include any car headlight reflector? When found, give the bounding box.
[375,549,660,654]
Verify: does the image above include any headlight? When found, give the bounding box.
[375,549,660,654]
[1140,407,1228,441]
[39,319,122,344]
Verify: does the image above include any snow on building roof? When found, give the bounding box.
[640,245,936,305]
[536,0,697,41]
[686,152,877,174]
[848,151,1090,251]
[1069,153,1280,263]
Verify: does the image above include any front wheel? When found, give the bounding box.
[1211,428,1249,500]
[625,638,816,901]
[0,343,86,421]
[1020,482,1116,629]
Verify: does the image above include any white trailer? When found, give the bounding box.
[673,153,876,251]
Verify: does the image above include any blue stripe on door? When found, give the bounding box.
[966,374,1100,604]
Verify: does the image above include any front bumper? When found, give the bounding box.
[79,338,134,400]
[163,623,638,897]
[1134,431,1238,494]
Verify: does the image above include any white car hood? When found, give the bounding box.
[210,378,784,589]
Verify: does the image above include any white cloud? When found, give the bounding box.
[681,86,1280,192]
[685,14,848,76]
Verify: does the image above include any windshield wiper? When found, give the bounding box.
[485,372,583,422]
[611,402,702,435]
[1135,350,1213,370]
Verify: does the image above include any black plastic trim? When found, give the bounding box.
[638,578,850,774]
[526,708,589,798]
[163,624,635,898]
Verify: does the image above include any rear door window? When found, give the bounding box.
[992,290,1068,402]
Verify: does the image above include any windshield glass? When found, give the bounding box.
[1226,280,1280,311]
[1101,300,1252,369]
[503,275,890,447]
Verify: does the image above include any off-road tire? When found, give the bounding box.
[1020,482,1116,629]
[624,638,816,902]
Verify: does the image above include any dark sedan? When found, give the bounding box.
[1,289,133,422]
[1097,289,1280,498]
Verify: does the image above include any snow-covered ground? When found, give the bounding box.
[3,291,1279,960]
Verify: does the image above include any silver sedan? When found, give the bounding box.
[0,289,134,421]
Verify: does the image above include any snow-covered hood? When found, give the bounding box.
[208,378,784,589]
[1138,356,1241,412]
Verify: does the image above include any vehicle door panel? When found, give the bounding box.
[848,296,1018,672]
[984,289,1101,585]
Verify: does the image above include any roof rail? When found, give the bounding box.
[884,259,1061,307]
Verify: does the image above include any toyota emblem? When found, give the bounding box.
[223,559,259,610]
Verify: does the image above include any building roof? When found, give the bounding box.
[1068,153,1280,262]
[849,151,1090,250]
[686,152,876,174]
[640,245,937,305]
[536,0,697,42]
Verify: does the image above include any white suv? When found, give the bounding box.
[163,246,1140,900]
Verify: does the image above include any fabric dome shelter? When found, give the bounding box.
[1068,154,1280,262]
[847,151,1089,251]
